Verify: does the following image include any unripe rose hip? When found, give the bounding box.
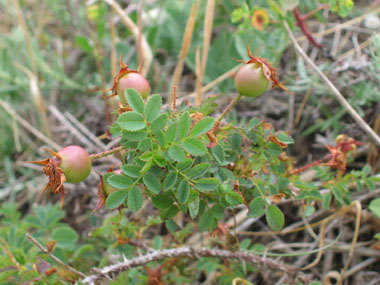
[116,72,151,99]
[234,63,269,97]
[56,145,92,183]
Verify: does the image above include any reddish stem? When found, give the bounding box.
[293,8,323,49]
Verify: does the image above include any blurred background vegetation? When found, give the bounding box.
[0,0,380,283]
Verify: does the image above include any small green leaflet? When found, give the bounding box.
[177,112,190,140]
[265,205,285,231]
[177,180,190,204]
[143,173,161,194]
[168,145,186,162]
[249,197,266,218]
[190,117,215,137]
[163,172,177,191]
[181,138,207,156]
[125,88,144,114]
[107,175,133,189]
[106,190,128,209]
[117,111,145,131]
[145,94,162,122]
[128,187,143,212]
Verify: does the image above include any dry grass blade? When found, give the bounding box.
[284,20,380,147]
[12,0,37,75]
[171,0,201,90]
[15,63,52,138]
[338,200,362,285]
[0,99,61,151]
[105,0,152,76]
[109,19,118,112]
[137,0,145,72]
[301,201,362,271]
[195,0,216,107]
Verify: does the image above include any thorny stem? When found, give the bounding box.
[81,247,305,284]
[90,146,125,161]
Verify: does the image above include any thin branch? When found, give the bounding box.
[90,146,124,160]
[26,233,86,278]
[81,247,304,284]
[283,21,380,147]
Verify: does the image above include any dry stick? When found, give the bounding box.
[105,0,152,76]
[0,100,61,150]
[81,247,303,284]
[49,105,100,151]
[64,111,106,150]
[26,233,86,278]
[294,87,312,127]
[195,0,215,107]
[284,21,380,147]
[171,0,200,90]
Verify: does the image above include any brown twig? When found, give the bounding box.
[81,247,303,284]
[26,233,86,278]
[284,21,380,147]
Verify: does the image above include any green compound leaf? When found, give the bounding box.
[265,205,285,231]
[177,112,190,140]
[249,197,266,218]
[190,117,215,137]
[163,172,177,191]
[145,94,162,122]
[168,145,186,162]
[194,178,219,192]
[125,88,144,114]
[143,173,161,194]
[150,113,168,133]
[107,174,133,189]
[177,180,190,204]
[181,138,207,156]
[128,187,143,212]
[117,111,145,131]
[106,190,128,209]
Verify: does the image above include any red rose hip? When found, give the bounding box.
[57,145,92,183]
